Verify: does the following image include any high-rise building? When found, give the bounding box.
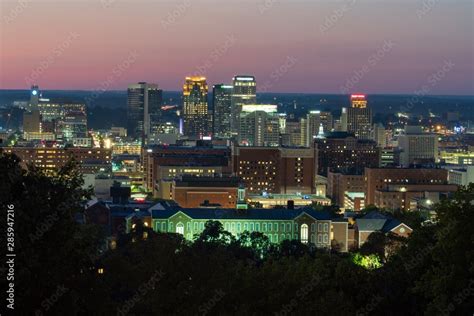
[23,109,41,134]
[398,126,438,167]
[212,84,233,138]
[182,76,210,139]
[238,104,279,147]
[29,85,40,109]
[371,123,387,147]
[57,103,88,140]
[343,94,372,139]
[231,76,256,135]
[127,82,162,144]
[306,111,333,146]
[282,119,304,147]
[350,94,368,108]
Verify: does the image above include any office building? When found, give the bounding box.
[364,167,450,206]
[371,123,387,147]
[306,111,333,146]
[233,146,315,194]
[343,94,373,139]
[143,144,233,198]
[448,166,474,186]
[398,126,438,167]
[327,171,365,209]
[3,146,111,174]
[314,131,380,176]
[231,76,256,135]
[238,104,279,147]
[213,84,233,138]
[127,82,162,144]
[56,103,88,141]
[182,77,210,139]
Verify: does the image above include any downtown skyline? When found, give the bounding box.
[0,0,473,95]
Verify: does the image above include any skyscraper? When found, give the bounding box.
[56,103,88,141]
[182,76,210,139]
[306,111,333,146]
[231,76,256,135]
[212,84,233,138]
[343,94,373,139]
[239,104,279,147]
[29,85,40,109]
[127,82,162,145]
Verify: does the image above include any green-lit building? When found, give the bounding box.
[149,206,350,252]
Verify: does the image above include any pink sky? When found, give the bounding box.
[0,0,472,94]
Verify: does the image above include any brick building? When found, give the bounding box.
[233,146,315,195]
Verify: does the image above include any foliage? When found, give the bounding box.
[351,252,383,270]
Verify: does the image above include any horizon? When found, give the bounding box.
[1,88,473,98]
[1,0,473,94]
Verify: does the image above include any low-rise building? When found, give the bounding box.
[246,193,330,209]
[355,211,413,248]
[172,176,243,208]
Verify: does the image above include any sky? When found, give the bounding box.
[0,0,473,94]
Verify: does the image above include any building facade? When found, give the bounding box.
[314,132,380,176]
[364,167,450,205]
[398,126,438,167]
[213,84,233,138]
[143,144,233,198]
[231,76,256,135]
[238,104,279,147]
[233,146,315,194]
[182,77,210,139]
[127,82,162,144]
[3,146,111,174]
[342,94,372,139]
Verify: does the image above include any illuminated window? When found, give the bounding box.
[176,223,184,235]
[300,224,309,243]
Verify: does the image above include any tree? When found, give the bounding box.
[195,220,235,244]
[414,184,474,315]
[0,152,102,314]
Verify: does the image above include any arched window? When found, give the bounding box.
[176,223,184,235]
[301,224,309,244]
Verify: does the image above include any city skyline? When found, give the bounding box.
[0,1,472,94]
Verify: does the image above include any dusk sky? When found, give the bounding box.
[0,0,472,94]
